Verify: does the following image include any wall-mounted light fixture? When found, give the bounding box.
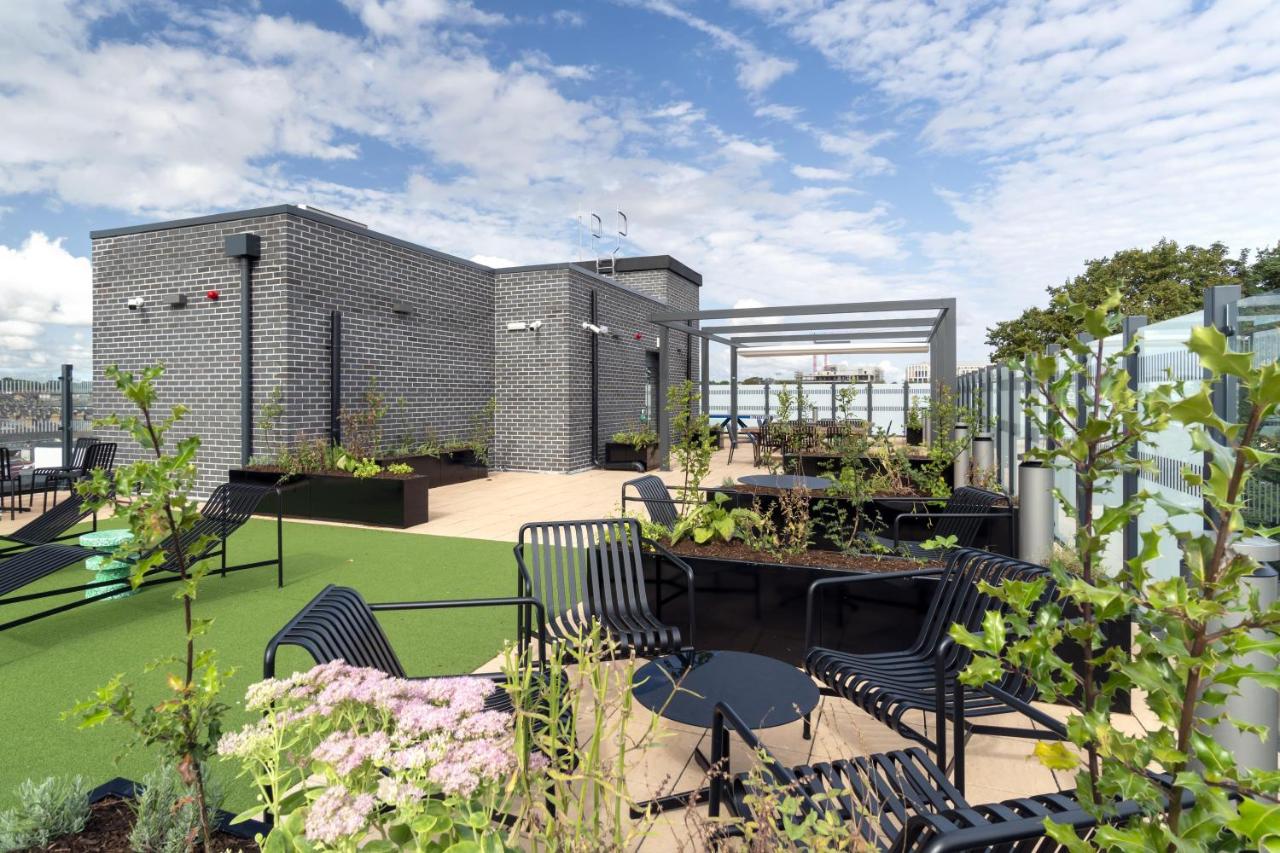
[581,321,610,335]
[126,296,145,311]
[506,320,544,332]
[391,302,414,316]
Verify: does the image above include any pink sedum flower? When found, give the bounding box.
[304,784,376,844]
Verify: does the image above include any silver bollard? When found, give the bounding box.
[953,424,970,488]
[1211,536,1279,773]
[972,435,995,486]
[1018,461,1054,565]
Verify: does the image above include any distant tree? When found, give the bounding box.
[986,238,1279,361]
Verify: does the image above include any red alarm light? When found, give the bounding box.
[634,332,643,341]
[206,290,220,300]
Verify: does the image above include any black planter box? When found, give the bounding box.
[906,426,924,445]
[90,777,271,841]
[785,451,955,491]
[603,442,661,471]
[646,551,935,666]
[379,452,488,487]
[229,468,428,528]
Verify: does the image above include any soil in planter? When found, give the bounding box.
[666,539,936,572]
[34,797,260,853]
[243,464,418,480]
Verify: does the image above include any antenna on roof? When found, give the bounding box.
[596,209,627,278]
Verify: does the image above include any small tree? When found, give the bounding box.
[955,292,1280,850]
[72,365,231,850]
[666,380,714,515]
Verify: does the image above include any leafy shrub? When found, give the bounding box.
[129,764,224,853]
[610,424,658,450]
[0,775,90,850]
[384,462,413,475]
[670,492,759,545]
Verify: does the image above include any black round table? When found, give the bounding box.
[738,473,833,491]
[630,651,820,812]
[632,650,819,729]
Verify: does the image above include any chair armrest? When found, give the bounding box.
[805,567,945,651]
[644,538,695,648]
[370,596,548,672]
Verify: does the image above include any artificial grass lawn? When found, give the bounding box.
[0,518,517,810]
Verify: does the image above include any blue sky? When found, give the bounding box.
[2,0,1278,378]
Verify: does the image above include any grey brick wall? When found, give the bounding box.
[93,207,699,491]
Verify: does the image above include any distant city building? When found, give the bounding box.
[905,362,987,382]
[797,363,884,383]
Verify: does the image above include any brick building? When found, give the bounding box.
[91,205,700,494]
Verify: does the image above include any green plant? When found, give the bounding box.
[501,621,670,851]
[610,424,658,450]
[335,450,382,479]
[836,385,859,422]
[129,763,224,853]
[258,384,285,436]
[72,364,231,850]
[667,380,715,513]
[670,492,760,545]
[338,376,388,460]
[384,462,413,475]
[0,775,90,850]
[745,487,812,559]
[953,291,1280,850]
[467,397,497,466]
[905,397,923,431]
[219,662,517,851]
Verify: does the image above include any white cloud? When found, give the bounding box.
[792,164,851,181]
[0,233,92,373]
[734,0,1280,350]
[338,0,506,33]
[626,0,797,95]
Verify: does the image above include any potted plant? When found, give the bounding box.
[905,397,924,445]
[604,423,660,470]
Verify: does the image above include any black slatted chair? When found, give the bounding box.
[706,695,1182,852]
[29,437,95,505]
[0,482,283,632]
[620,474,681,531]
[805,549,1063,775]
[263,583,548,714]
[0,489,102,558]
[514,518,694,657]
[868,487,1012,558]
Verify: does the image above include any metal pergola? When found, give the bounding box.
[648,298,957,463]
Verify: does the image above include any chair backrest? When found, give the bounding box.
[516,518,657,640]
[82,442,117,475]
[0,448,11,480]
[9,488,98,546]
[932,486,1008,547]
[159,482,270,569]
[69,437,96,469]
[263,584,405,678]
[624,475,678,530]
[913,548,1050,665]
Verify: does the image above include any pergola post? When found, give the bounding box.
[929,299,957,403]
[658,327,671,470]
[729,345,739,439]
[700,336,710,416]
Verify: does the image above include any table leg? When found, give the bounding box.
[629,744,718,816]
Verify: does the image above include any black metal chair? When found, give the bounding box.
[804,549,1063,775]
[620,474,681,531]
[29,437,96,507]
[706,695,1178,852]
[514,518,694,657]
[0,448,32,520]
[31,443,120,514]
[867,486,1012,558]
[0,488,103,559]
[0,482,283,632]
[263,583,548,714]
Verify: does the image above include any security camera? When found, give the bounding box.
[127,296,145,310]
[529,319,544,331]
[581,322,609,335]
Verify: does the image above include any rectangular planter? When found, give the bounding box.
[603,442,661,471]
[785,451,955,490]
[379,451,488,488]
[229,468,428,528]
[645,551,935,666]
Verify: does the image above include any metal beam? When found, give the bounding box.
[650,298,953,324]
[700,317,937,334]
[731,330,931,346]
[646,319,736,346]
[740,344,928,357]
